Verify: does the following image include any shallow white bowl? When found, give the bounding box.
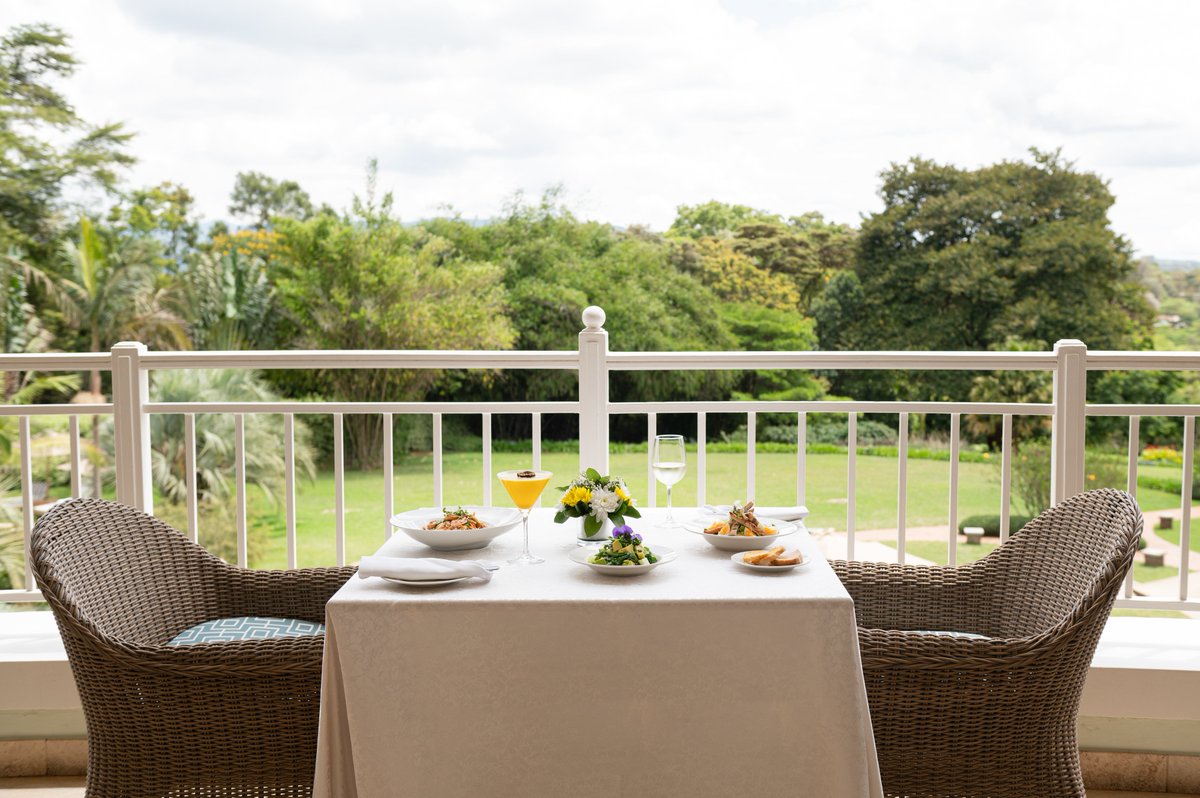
[685,516,797,551]
[390,506,522,551]
[568,544,677,576]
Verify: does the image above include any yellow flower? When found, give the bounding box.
[1087,473,1097,481]
[615,485,630,502]
[562,485,592,507]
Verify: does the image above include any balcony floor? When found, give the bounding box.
[0,778,1198,798]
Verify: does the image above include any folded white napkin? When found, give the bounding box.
[358,556,493,583]
[704,505,809,521]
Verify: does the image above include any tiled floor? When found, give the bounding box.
[0,780,1198,798]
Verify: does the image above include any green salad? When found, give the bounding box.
[589,525,658,566]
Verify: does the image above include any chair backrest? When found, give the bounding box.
[30,498,231,646]
[968,488,1141,639]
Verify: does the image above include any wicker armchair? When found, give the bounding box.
[832,488,1141,798]
[30,498,356,798]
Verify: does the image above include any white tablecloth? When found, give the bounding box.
[314,509,883,798]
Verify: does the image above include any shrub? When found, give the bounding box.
[957,514,1034,538]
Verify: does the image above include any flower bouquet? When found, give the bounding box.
[553,468,641,543]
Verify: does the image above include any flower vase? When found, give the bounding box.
[577,516,612,546]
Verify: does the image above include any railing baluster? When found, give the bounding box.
[1181,416,1194,602]
[747,411,757,502]
[383,413,393,540]
[697,412,707,508]
[285,413,296,567]
[185,413,198,544]
[847,412,857,560]
[646,412,657,507]
[68,415,81,498]
[1000,414,1013,543]
[432,412,443,508]
[235,413,247,568]
[948,413,960,567]
[796,412,806,507]
[1125,415,1140,598]
[897,412,909,565]
[532,412,542,506]
[482,413,492,506]
[334,413,345,567]
[19,417,33,590]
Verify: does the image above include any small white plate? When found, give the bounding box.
[390,506,522,551]
[382,576,472,587]
[687,516,797,551]
[569,545,677,576]
[730,549,809,572]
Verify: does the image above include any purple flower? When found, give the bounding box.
[612,524,634,538]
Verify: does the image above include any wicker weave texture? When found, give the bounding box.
[30,498,356,798]
[832,488,1142,798]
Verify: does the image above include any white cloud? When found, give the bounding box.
[2,0,1198,257]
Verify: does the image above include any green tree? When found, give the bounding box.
[108,181,199,269]
[272,181,515,465]
[668,200,781,239]
[838,148,1152,400]
[179,249,278,350]
[229,171,314,228]
[671,236,799,309]
[0,24,133,258]
[60,217,189,492]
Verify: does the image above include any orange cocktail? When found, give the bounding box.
[498,469,553,564]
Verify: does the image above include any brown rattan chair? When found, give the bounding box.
[30,498,356,798]
[832,488,1141,798]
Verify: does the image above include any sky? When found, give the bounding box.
[4,0,1200,259]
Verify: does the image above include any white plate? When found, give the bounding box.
[730,549,809,572]
[382,576,472,587]
[686,515,797,551]
[569,544,677,576]
[390,506,522,551]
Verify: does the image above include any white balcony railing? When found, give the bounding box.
[1,306,1196,611]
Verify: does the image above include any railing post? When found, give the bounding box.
[112,342,153,513]
[1051,338,1087,505]
[578,306,610,475]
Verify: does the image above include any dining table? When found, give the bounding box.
[313,508,884,798]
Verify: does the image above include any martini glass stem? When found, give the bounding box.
[520,509,531,558]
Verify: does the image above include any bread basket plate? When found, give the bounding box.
[730,550,809,572]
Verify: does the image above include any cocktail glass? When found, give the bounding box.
[498,469,553,565]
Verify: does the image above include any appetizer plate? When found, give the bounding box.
[568,545,677,576]
[730,550,810,573]
[390,506,522,551]
[686,516,797,551]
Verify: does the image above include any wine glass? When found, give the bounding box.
[498,469,553,565]
[652,435,687,528]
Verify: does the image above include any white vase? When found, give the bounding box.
[577,515,612,546]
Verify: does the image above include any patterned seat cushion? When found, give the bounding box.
[167,616,325,646]
[910,629,988,640]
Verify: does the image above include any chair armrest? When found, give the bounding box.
[855,625,1064,671]
[212,565,358,625]
[830,559,986,635]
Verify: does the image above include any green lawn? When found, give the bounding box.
[1156,526,1200,554]
[882,540,998,565]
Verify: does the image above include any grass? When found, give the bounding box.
[1155,526,1200,554]
[881,540,998,566]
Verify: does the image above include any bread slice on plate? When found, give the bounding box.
[772,550,803,566]
[743,545,785,565]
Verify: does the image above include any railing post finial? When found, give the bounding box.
[582,305,606,331]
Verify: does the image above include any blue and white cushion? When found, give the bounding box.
[167,616,325,646]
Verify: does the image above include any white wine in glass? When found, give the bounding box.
[652,434,686,528]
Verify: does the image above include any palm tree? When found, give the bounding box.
[60,218,189,494]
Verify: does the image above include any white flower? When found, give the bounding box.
[589,488,620,520]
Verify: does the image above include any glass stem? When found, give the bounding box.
[521,509,531,557]
[666,485,673,523]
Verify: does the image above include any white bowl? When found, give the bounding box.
[685,515,797,551]
[568,545,676,576]
[390,506,522,551]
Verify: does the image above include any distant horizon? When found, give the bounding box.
[4,0,1199,260]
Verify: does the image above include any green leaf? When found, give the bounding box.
[610,513,624,527]
[584,467,603,483]
[625,506,642,518]
[584,514,602,535]
[553,511,568,524]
